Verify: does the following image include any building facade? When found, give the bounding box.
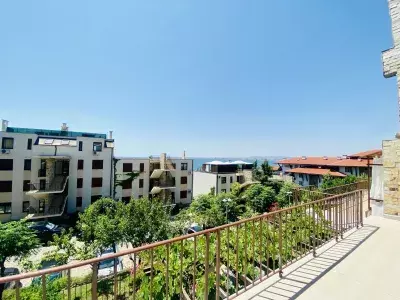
[193,161,253,197]
[278,150,381,187]
[0,120,114,222]
[114,154,193,204]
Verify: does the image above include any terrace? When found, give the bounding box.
[0,185,397,299]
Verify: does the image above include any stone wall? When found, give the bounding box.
[383,139,400,216]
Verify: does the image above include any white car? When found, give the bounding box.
[97,247,123,278]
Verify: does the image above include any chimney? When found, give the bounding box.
[1,120,9,132]
[109,131,113,139]
[182,150,186,159]
[61,123,68,131]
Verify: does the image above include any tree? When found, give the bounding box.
[120,197,171,248]
[242,184,276,213]
[320,174,358,190]
[276,181,298,208]
[45,228,77,266]
[252,160,273,185]
[0,221,40,299]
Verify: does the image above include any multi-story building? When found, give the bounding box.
[193,160,254,197]
[278,149,382,187]
[0,120,114,221]
[114,153,193,204]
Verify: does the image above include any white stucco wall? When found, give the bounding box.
[193,171,217,197]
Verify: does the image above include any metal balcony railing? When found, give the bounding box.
[0,190,364,300]
[37,169,46,177]
[29,176,68,192]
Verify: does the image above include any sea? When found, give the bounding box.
[191,157,285,171]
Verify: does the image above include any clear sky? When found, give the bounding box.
[0,0,397,157]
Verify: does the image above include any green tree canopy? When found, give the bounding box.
[252,160,273,185]
[0,220,40,298]
[242,184,276,213]
[276,181,298,208]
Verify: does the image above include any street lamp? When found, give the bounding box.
[222,198,232,222]
[286,191,293,206]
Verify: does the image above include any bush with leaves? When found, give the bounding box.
[276,181,298,208]
[242,184,276,213]
[252,160,273,184]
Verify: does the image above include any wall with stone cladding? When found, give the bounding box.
[383,139,400,216]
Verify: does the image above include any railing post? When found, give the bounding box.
[216,230,221,300]
[67,269,71,300]
[335,198,339,242]
[16,280,20,300]
[278,212,283,278]
[312,204,317,257]
[41,275,46,300]
[204,233,210,300]
[92,262,98,300]
[340,197,343,239]
[360,190,363,227]
[113,257,118,300]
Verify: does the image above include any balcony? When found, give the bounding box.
[26,195,68,220]
[3,189,393,300]
[149,179,176,195]
[26,176,69,200]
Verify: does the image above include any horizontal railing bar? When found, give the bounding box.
[0,189,363,284]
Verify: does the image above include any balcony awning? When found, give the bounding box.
[150,169,174,179]
[150,186,176,194]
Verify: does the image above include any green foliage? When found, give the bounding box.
[45,228,77,265]
[252,160,273,184]
[320,174,358,190]
[276,182,298,208]
[242,184,276,213]
[120,197,171,247]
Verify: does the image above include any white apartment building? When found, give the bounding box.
[193,161,253,197]
[114,153,193,204]
[0,120,114,221]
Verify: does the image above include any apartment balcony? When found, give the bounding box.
[149,179,176,195]
[26,195,68,220]
[26,175,69,200]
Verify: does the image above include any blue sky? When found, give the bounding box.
[0,0,397,157]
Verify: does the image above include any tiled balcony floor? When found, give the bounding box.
[237,216,400,300]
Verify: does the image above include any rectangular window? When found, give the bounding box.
[0,159,13,171]
[139,179,144,188]
[77,178,83,189]
[27,138,32,150]
[181,163,188,171]
[122,196,131,204]
[2,138,14,149]
[76,197,83,208]
[221,177,227,184]
[139,163,145,172]
[78,160,84,170]
[91,195,102,204]
[23,180,30,192]
[92,160,103,169]
[180,190,187,199]
[0,202,11,214]
[22,201,30,213]
[78,141,83,151]
[345,167,352,174]
[91,177,103,187]
[230,176,233,183]
[122,180,132,189]
[221,189,227,193]
[0,181,12,193]
[181,176,187,184]
[24,159,31,171]
[93,142,102,152]
[123,163,132,172]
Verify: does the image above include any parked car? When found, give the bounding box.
[27,221,64,243]
[98,246,123,279]
[184,223,203,234]
[32,260,62,286]
[3,268,22,289]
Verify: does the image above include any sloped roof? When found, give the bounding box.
[287,168,346,177]
[348,149,382,158]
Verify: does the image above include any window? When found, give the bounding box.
[0,159,13,171]
[93,142,102,152]
[24,159,31,171]
[122,180,132,189]
[345,167,352,174]
[2,138,14,149]
[78,141,83,151]
[139,179,144,188]
[180,190,187,199]
[91,195,102,203]
[27,138,32,150]
[92,177,103,187]
[221,177,227,184]
[181,163,188,171]
[22,201,30,213]
[221,189,227,193]
[230,176,233,183]
[122,197,131,204]
[0,181,12,193]
[23,180,30,192]
[181,176,187,184]
[77,178,83,188]
[123,163,132,172]
[0,203,11,214]
[78,160,84,170]
[139,163,145,172]
[92,160,103,169]
[76,197,83,208]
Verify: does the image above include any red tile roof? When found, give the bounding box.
[348,149,382,158]
[278,157,369,167]
[287,168,346,177]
